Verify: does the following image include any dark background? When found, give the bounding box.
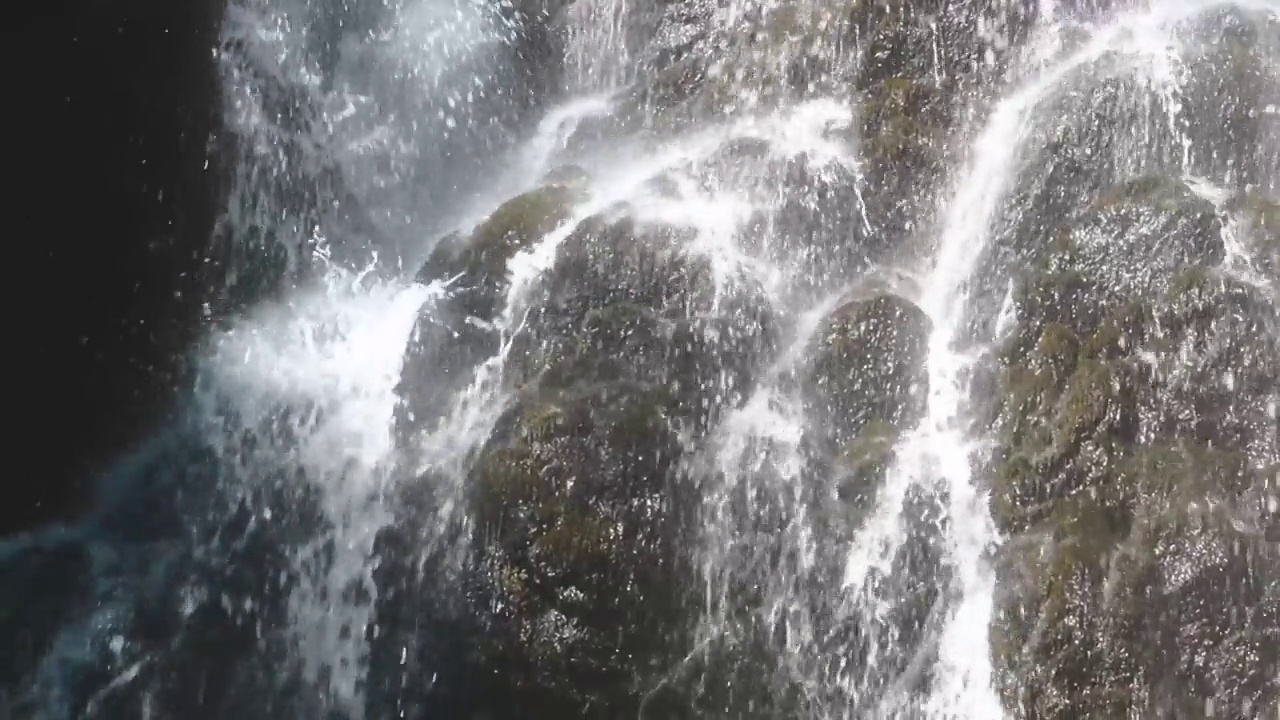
[5,1,225,535]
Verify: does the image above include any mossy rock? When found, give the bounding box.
[1007,262,1115,356]
[466,381,692,714]
[398,183,588,433]
[989,74,1190,286]
[1143,270,1279,448]
[1174,7,1279,188]
[607,54,719,135]
[858,75,948,167]
[803,293,929,448]
[830,417,901,518]
[417,183,585,316]
[738,154,879,290]
[990,218,1279,716]
[853,75,951,241]
[395,302,504,436]
[515,301,776,436]
[541,164,591,189]
[515,301,673,391]
[1061,176,1225,300]
[611,1,853,136]
[1002,175,1228,362]
[1230,190,1280,276]
[538,213,715,321]
[992,449,1280,717]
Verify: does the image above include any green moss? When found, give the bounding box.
[990,454,1038,533]
[1009,266,1108,348]
[996,351,1060,449]
[858,75,946,177]
[1237,190,1280,234]
[1083,300,1147,360]
[522,302,673,391]
[1052,358,1116,450]
[464,185,583,276]
[1120,442,1254,510]
[805,294,930,444]
[472,446,539,525]
[989,157,1276,716]
[542,164,591,190]
[834,417,900,504]
[465,376,692,710]
[1033,322,1082,380]
[521,402,567,444]
[1093,175,1198,212]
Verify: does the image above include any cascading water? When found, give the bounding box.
[3,0,1277,719]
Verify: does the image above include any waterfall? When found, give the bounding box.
[3,0,1277,718]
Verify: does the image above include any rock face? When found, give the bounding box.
[383,184,777,714]
[988,176,1280,718]
[462,213,774,714]
[396,182,587,436]
[804,293,930,450]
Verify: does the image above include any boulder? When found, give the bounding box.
[802,293,930,450]
[397,182,587,435]
[988,193,1280,716]
[464,381,690,716]
[514,212,778,429]
[385,202,779,714]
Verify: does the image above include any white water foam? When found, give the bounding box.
[196,257,433,712]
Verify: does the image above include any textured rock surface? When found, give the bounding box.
[987,175,1280,718]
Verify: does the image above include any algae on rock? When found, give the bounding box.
[803,293,930,450]
[397,182,587,436]
[987,175,1279,718]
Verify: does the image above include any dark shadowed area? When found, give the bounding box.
[5,1,224,535]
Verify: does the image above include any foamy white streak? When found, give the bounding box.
[833,3,1259,716]
[202,263,432,713]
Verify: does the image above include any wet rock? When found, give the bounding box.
[852,0,1034,95]
[464,381,689,716]
[397,183,586,435]
[541,163,591,189]
[802,293,930,449]
[1073,177,1224,289]
[978,74,1189,317]
[416,183,587,318]
[830,417,902,516]
[841,0,1039,244]
[988,200,1280,716]
[993,174,1227,351]
[1175,7,1280,189]
[465,212,775,712]
[774,154,879,289]
[593,0,862,140]
[1229,190,1280,278]
[539,213,713,319]
[515,211,778,423]
[856,74,951,241]
[385,201,780,715]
